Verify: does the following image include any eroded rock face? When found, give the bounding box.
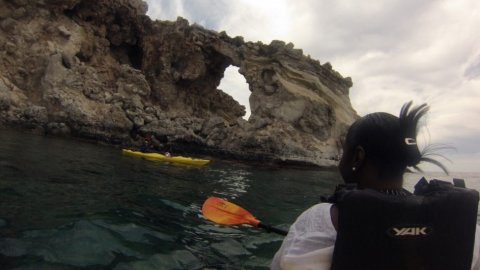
[0,0,358,166]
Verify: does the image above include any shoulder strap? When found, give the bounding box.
[414,177,468,195]
[320,183,358,203]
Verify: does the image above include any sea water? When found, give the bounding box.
[0,129,478,269]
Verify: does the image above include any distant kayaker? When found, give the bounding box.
[271,101,480,270]
[139,134,155,152]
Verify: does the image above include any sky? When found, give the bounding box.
[145,0,480,172]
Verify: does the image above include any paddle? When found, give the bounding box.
[201,196,288,236]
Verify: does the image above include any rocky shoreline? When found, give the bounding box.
[0,0,358,167]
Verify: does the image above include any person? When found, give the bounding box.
[271,101,480,270]
[139,134,154,152]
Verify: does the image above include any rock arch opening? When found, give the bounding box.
[218,66,251,120]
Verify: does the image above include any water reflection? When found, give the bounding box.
[210,167,251,200]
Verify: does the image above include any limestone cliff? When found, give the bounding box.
[0,0,358,167]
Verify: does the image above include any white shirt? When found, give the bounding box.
[271,203,480,270]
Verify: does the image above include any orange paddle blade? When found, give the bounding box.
[202,197,261,226]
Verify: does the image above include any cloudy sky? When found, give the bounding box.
[145,0,480,172]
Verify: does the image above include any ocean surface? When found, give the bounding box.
[0,128,478,269]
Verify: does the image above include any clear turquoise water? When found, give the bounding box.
[0,129,478,269]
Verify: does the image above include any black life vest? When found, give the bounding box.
[327,178,479,270]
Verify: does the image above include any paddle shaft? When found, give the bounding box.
[257,223,288,236]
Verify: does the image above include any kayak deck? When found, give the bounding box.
[122,149,210,166]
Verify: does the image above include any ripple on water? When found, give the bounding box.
[0,218,6,228]
[113,250,203,270]
[0,219,177,268]
[213,170,251,200]
[211,238,252,258]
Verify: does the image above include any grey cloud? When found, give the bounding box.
[294,1,475,89]
[464,54,480,80]
[451,136,480,154]
[146,0,181,20]
[296,0,438,57]
[179,1,230,29]
[147,0,231,30]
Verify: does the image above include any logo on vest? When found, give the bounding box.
[387,226,432,237]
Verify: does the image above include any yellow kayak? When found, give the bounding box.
[122,149,210,166]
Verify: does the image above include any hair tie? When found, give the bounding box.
[405,138,416,145]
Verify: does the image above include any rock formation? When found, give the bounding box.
[0,0,358,167]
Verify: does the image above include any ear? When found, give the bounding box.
[352,146,366,170]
